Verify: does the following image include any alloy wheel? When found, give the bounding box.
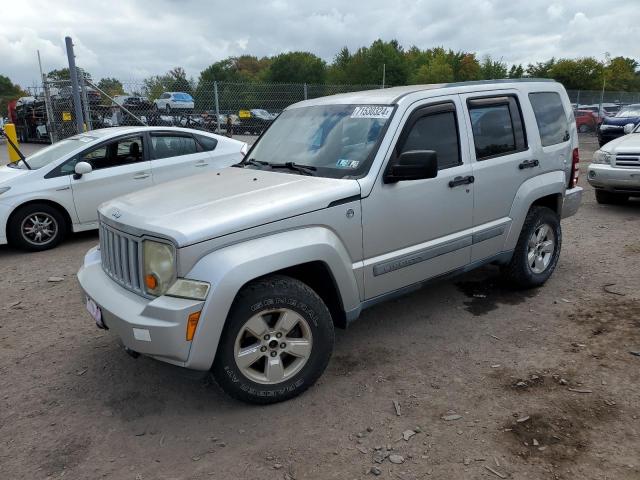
[234,308,313,385]
[20,213,58,246]
[527,223,555,274]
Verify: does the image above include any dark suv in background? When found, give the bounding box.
[598,104,640,146]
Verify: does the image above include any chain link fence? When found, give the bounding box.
[12,79,640,144]
[19,79,381,143]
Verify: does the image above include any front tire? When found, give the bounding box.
[212,275,334,404]
[501,206,561,289]
[8,203,66,251]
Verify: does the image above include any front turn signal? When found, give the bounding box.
[186,311,201,341]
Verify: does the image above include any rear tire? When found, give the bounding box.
[212,275,334,404]
[8,203,67,251]
[595,189,628,205]
[501,206,561,289]
[578,124,590,133]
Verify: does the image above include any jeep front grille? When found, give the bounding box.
[615,153,640,168]
[99,223,143,295]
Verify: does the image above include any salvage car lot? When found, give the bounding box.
[0,135,639,479]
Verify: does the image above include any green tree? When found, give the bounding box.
[46,68,92,82]
[508,64,524,78]
[265,51,327,83]
[0,75,27,115]
[548,58,602,90]
[605,56,640,91]
[479,55,507,79]
[410,53,454,84]
[526,59,556,78]
[96,77,124,98]
[457,54,481,81]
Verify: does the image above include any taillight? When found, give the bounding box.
[569,148,579,188]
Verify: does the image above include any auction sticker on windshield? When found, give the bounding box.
[351,106,393,119]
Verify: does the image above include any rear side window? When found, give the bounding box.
[468,96,527,160]
[195,134,218,152]
[400,104,461,170]
[529,92,569,147]
[151,135,198,160]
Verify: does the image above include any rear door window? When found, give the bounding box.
[529,92,569,146]
[467,96,527,160]
[151,135,198,160]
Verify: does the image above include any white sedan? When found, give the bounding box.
[0,126,247,251]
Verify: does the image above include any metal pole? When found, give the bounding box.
[38,50,56,143]
[65,36,85,133]
[304,83,308,100]
[576,90,580,108]
[382,64,386,89]
[79,75,93,131]
[214,81,221,134]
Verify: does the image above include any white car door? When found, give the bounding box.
[149,132,221,184]
[70,134,153,225]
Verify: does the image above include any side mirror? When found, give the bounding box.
[74,161,93,179]
[384,150,438,183]
[623,123,636,135]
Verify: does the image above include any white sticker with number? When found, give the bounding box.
[351,106,393,119]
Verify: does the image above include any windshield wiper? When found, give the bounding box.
[0,129,31,170]
[268,162,317,176]
[233,158,269,168]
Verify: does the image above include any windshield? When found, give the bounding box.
[10,135,94,170]
[245,104,394,178]
[616,106,640,117]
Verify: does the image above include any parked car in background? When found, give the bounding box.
[589,122,640,204]
[598,104,640,146]
[574,109,598,133]
[113,95,153,112]
[0,126,247,251]
[153,92,194,113]
[53,86,102,105]
[77,79,582,404]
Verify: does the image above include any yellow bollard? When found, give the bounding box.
[4,123,21,163]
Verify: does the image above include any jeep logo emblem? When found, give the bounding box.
[111,209,122,219]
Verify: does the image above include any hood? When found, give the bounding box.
[601,133,640,153]
[602,115,640,126]
[100,167,361,247]
[0,164,30,187]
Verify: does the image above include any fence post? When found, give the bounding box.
[576,90,580,107]
[64,36,85,134]
[214,81,221,134]
[304,83,308,100]
[79,76,93,131]
[42,78,57,143]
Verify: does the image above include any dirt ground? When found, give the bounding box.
[1,135,639,480]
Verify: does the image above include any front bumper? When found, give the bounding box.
[0,202,10,245]
[587,164,640,194]
[77,247,204,367]
[561,186,583,219]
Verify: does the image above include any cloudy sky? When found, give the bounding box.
[2,0,638,87]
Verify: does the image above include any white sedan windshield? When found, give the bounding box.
[247,104,394,178]
[11,135,96,170]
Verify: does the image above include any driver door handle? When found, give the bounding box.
[195,161,209,167]
[448,175,474,188]
[133,172,150,179]
[519,159,539,169]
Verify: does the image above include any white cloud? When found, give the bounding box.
[0,0,638,87]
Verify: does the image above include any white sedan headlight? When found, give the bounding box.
[592,150,612,164]
[143,240,176,296]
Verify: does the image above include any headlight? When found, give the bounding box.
[166,279,210,300]
[592,150,612,164]
[143,240,176,296]
[0,187,10,196]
